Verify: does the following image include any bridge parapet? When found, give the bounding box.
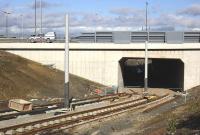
[0,43,200,50]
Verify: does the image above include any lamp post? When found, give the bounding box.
[64,14,69,108]
[40,0,43,34]
[20,14,24,40]
[144,1,149,95]
[94,13,98,43]
[0,10,11,38]
[35,0,37,35]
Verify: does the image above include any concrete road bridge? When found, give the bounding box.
[0,43,200,92]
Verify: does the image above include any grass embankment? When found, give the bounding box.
[0,51,105,100]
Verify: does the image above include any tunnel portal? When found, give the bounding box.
[119,58,184,91]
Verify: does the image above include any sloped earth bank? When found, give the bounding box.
[142,86,200,135]
[50,86,200,135]
[0,51,105,100]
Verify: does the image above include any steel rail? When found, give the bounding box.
[0,97,145,134]
[22,99,147,135]
[0,94,173,135]
[0,93,132,121]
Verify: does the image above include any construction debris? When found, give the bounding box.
[8,99,33,112]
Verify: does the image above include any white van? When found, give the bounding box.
[44,32,56,43]
[29,32,56,43]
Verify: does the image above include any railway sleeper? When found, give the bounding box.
[97,110,101,113]
[0,98,148,134]
[25,126,33,131]
[16,128,25,133]
[41,122,49,127]
[93,111,98,115]
[104,109,108,112]
[72,116,78,119]
[89,112,93,116]
[34,124,42,128]
[5,130,16,135]
[82,113,88,117]
[49,103,142,133]
[49,121,55,125]
[100,109,105,113]
[60,118,66,122]
[54,120,61,124]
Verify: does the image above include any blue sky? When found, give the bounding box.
[0,0,200,37]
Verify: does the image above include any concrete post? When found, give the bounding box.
[144,1,149,94]
[35,0,37,35]
[5,13,9,38]
[144,40,148,92]
[40,0,42,34]
[64,14,69,108]
[21,15,24,40]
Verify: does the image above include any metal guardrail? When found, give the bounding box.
[0,38,65,43]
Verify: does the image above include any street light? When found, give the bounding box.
[144,1,149,95]
[40,0,43,34]
[94,13,98,43]
[35,0,37,35]
[64,14,69,108]
[20,14,24,40]
[0,10,11,38]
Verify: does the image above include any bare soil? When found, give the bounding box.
[54,86,200,135]
[141,86,200,135]
[0,51,105,100]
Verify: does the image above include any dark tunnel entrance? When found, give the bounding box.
[119,58,184,91]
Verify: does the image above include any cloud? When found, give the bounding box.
[43,13,65,28]
[192,28,200,31]
[0,2,13,14]
[3,10,199,37]
[1,4,200,38]
[177,4,200,16]
[69,8,146,29]
[28,0,61,9]
[110,8,144,16]
[0,2,10,10]
[146,12,200,31]
[151,26,175,31]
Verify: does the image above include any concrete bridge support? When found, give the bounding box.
[0,43,199,91]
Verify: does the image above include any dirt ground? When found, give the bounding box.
[0,51,105,100]
[124,88,176,97]
[140,86,200,135]
[50,86,200,135]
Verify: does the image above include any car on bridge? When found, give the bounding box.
[29,32,56,43]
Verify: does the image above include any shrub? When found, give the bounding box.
[167,116,177,135]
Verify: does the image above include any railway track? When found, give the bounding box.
[71,92,132,103]
[0,94,173,135]
[0,93,132,121]
[0,102,63,121]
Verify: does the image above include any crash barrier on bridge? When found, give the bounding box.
[0,38,65,43]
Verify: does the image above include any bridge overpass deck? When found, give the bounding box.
[0,43,200,50]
